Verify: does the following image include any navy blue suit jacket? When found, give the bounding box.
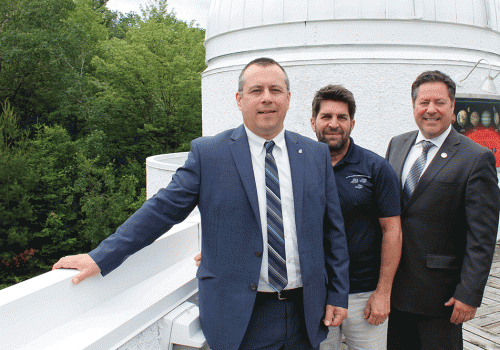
[90,125,349,349]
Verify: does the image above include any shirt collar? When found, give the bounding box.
[415,125,451,149]
[244,126,286,156]
[333,137,359,168]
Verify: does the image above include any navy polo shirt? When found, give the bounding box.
[333,138,401,293]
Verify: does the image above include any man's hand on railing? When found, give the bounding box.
[52,254,101,284]
[194,252,201,266]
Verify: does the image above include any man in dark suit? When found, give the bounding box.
[385,70,500,349]
[53,57,350,350]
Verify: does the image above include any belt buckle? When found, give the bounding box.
[278,290,287,300]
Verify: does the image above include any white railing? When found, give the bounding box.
[0,153,207,350]
[0,215,204,350]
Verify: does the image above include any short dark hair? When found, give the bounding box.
[238,57,290,93]
[411,70,456,104]
[311,85,356,120]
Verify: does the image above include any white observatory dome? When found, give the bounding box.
[207,0,500,35]
[202,0,500,155]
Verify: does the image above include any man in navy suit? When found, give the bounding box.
[53,57,350,350]
[386,71,499,349]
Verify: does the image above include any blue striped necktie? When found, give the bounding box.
[403,140,434,205]
[264,141,287,292]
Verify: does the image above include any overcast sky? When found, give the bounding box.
[106,0,211,28]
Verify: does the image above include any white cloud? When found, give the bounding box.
[106,0,143,14]
[106,0,210,28]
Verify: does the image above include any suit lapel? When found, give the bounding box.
[229,125,262,229]
[409,129,460,204]
[394,132,418,187]
[285,131,304,238]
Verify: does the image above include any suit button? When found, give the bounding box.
[255,252,262,257]
[250,284,257,291]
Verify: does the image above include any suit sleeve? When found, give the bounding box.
[89,141,202,275]
[454,150,499,307]
[323,148,350,308]
[385,137,395,162]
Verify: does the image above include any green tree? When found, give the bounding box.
[105,11,141,39]
[0,0,76,126]
[74,155,145,246]
[0,110,146,288]
[48,0,109,135]
[0,0,108,133]
[86,0,205,163]
[0,101,38,285]
[0,0,206,289]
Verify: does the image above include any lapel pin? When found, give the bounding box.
[299,149,303,153]
[441,152,448,158]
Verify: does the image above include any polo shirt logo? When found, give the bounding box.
[347,175,370,190]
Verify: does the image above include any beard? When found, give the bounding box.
[316,128,349,152]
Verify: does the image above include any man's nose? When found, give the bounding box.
[261,88,272,102]
[427,102,437,114]
[329,117,339,128]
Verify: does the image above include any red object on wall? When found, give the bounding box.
[464,127,500,167]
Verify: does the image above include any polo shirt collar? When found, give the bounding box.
[334,137,360,167]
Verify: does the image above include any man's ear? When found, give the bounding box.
[451,100,456,123]
[236,92,243,111]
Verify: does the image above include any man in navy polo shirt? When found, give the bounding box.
[313,85,402,350]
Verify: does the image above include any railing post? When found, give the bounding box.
[160,302,208,350]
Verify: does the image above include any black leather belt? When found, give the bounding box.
[257,287,303,301]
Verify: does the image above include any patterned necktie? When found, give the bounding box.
[264,141,287,292]
[403,140,434,205]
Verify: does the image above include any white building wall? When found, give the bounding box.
[117,322,162,350]
[203,55,500,156]
[202,0,500,156]
[146,153,190,199]
[202,0,500,241]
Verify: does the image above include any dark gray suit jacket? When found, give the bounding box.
[386,128,499,316]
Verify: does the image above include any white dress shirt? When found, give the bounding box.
[245,126,302,292]
[401,125,452,187]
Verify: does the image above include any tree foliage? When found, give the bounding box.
[0,0,205,288]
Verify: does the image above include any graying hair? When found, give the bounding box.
[238,57,290,93]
